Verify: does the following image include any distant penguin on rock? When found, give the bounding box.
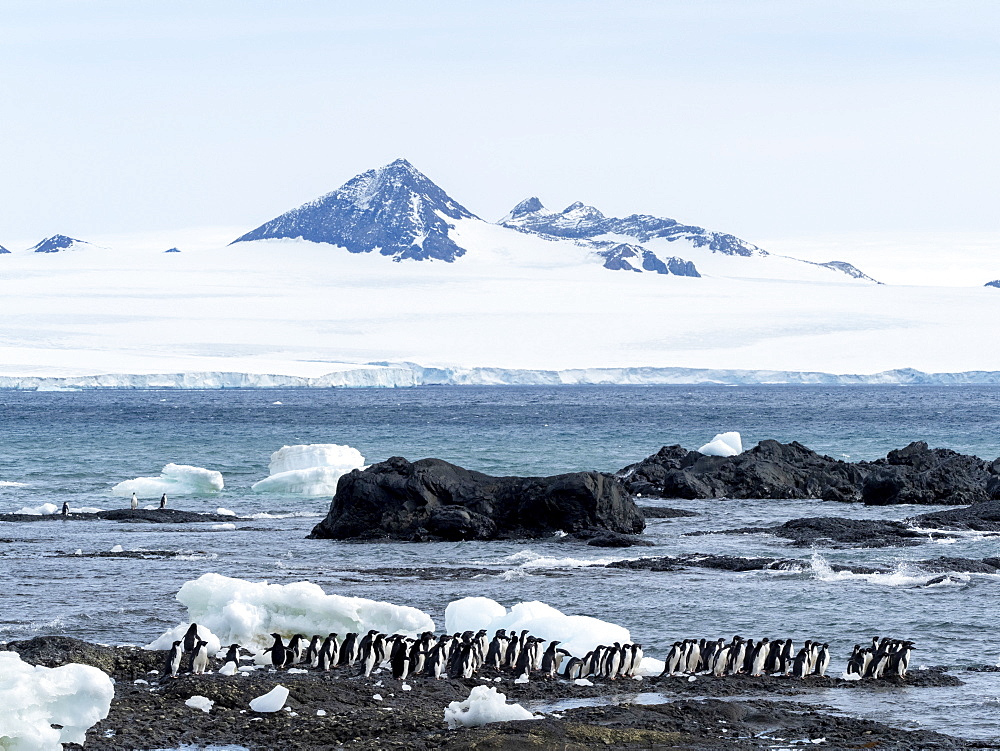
[130,492,138,510]
[159,493,167,509]
[190,640,209,675]
[166,640,183,678]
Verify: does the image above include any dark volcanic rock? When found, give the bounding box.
[309,457,644,542]
[620,439,999,506]
[585,533,654,548]
[637,505,699,518]
[709,516,928,548]
[911,499,1000,532]
[618,440,869,502]
[862,441,998,505]
[0,508,240,524]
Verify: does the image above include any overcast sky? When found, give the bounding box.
[2,0,998,248]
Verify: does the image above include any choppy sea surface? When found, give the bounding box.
[3,385,1000,742]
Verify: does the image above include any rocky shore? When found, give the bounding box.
[3,636,988,750]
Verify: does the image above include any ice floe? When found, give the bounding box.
[249,685,288,713]
[153,573,434,653]
[444,685,538,729]
[111,463,224,497]
[185,695,214,713]
[696,431,743,457]
[446,598,630,658]
[0,650,114,749]
[251,444,365,496]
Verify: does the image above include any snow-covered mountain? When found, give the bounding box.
[231,158,478,262]
[0,244,9,254]
[29,235,95,253]
[231,159,876,283]
[986,280,999,288]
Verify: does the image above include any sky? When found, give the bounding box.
[2,1,999,252]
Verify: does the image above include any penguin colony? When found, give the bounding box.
[164,623,912,682]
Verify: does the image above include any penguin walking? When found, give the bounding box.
[264,633,287,669]
[166,640,183,678]
[159,493,167,509]
[317,633,339,671]
[182,623,200,654]
[223,644,241,665]
[130,492,138,510]
[190,640,209,675]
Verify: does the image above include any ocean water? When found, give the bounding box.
[2,385,1000,742]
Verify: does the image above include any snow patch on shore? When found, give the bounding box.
[251,444,365,496]
[0,650,114,749]
[112,463,224,497]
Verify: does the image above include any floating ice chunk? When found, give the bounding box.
[0,651,114,748]
[444,686,538,729]
[185,695,214,713]
[446,598,629,658]
[444,597,508,634]
[144,622,222,655]
[0,480,27,487]
[249,685,288,713]
[219,662,238,676]
[210,523,236,531]
[216,507,237,516]
[251,444,365,496]
[155,573,434,653]
[74,507,103,513]
[110,544,124,553]
[697,431,743,457]
[112,463,224,497]
[15,503,59,515]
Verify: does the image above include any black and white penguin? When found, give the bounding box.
[813,644,830,677]
[190,639,209,675]
[485,630,508,669]
[264,633,287,669]
[750,638,770,676]
[317,633,339,671]
[166,640,183,678]
[791,646,810,679]
[159,493,167,509]
[390,637,412,680]
[130,492,138,510]
[563,656,585,681]
[305,635,323,668]
[223,644,241,665]
[338,632,359,667]
[662,642,683,677]
[61,502,69,516]
[741,638,756,674]
[540,640,562,678]
[889,641,913,677]
[286,634,307,665]
[182,623,200,654]
[711,644,730,677]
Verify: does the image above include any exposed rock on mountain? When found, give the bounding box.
[231,158,478,262]
[30,234,92,253]
[0,243,10,254]
[986,280,1000,288]
[594,242,700,276]
[308,456,644,541]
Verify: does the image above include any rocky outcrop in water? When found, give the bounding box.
[620,440,1000,505]
[308,457,644,542]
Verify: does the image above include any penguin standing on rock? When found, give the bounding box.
[182,623,200,654]
[159,493,167,509]
[166,640,183,678]
[190,640,209,675]
[264,633,287,669]
[131,492,138,510]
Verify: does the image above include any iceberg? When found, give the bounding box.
[696,431,743,457]
[445,598,630,658]
[111,463,224,497]
[444,685,538,729]
[251,444,365,496]
[152,573,434,653]
[0,651,114,749]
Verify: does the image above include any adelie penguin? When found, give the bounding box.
[190,639,209,675]
[130,492,138,510]
[182,623,200,654]
[264,633,287,669]
[166,640,183,678]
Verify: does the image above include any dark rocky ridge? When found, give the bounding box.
[0,508,242,524]
[619,439,1000,505]
[2,637,980,750]
[309,456,643,542]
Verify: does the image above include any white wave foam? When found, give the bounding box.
[111,463,224,498]
[247,511,324,519]
[496,550,625,569]
[216,507,237,516]
[0,480,26,487]
[210,523,236,531]
[809,552,971,588]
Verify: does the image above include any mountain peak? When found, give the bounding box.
[0,243,10,254]
[31,235,89,253]
[500,196,551,224]
[232,160,479,262]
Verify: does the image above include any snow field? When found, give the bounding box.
[0,651,114,750]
